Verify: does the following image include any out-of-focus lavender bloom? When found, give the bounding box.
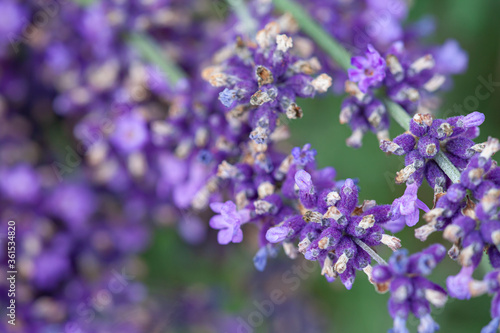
[292,143,317,166]
[110,113,149,153]
[0,164,40,203]
[372,245,447,333]
[45,183,97,231]
[433,39,469,75]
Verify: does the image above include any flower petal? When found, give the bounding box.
[209,215,227,229]
[217,228,233,245]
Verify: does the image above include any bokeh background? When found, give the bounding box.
[153,1,500,332]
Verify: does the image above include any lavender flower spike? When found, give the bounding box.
[348,44,386,93]
[209,201,252,245]
[372,245,447,333]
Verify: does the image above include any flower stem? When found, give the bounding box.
[353,238,387,265]
[383,98,411,131]
[273,0,463,184]
[128,32,187,86]
[434,152,461,183]
[272,0,352,71]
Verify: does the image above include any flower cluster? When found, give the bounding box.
[372,245,448,333]
[341,38,467,147]
[266,172,402,290]
[203,21,332,144]
[379,112,486,231]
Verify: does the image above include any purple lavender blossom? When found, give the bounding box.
[385,183,430,233]
[209,201,252,244]
[203,22,332,143]
[0,164,40,203]
[381,112,485,195]
[267,169,401,290]
[348,44,386,93]
[110,113,149,153]
[292,143,317,166]
[372,245,447,333]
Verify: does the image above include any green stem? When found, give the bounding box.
[273,0,352,71]
[434,152,461,183]
[273,0,463,184]
[383,98,411,131]
[353,238,387,265]
[128,33,187,86]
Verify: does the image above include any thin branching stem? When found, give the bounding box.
[353,238,387,265]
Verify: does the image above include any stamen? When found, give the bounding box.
[334,253,349,273]
[276,34,293,52]
[425,289,447,307]
[283,242,298,259]
[423,74,446,92]
[409,54,435,75]
[381,235,402,251]
[359,214,375,229]
[311,74,332,93]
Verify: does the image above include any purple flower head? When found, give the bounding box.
[209,201,251,245]
[0,164,41,204]
[110,113,148,153]
[348,44,386,93]
[383,113,489,196]
[292,143,317,166]
[433,39,468,75]
[291,174,399,289]
[373,245,447,333]
[203,22,332,143]
[341,96,390,148]
[33,250,71,290]
[385,183,430,233]
[45,183,97,231]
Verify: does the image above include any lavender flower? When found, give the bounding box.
[416,137,499,247]
[460,270,500,332]
[372,245,447,333]
[292,143,317,166]
[203,22,332,143]
[210,201,252,244]
[385,183,430,233]
[267,168,402,290]
[348,44,387,93]
[381,112,485,196]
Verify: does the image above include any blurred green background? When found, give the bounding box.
[146,1,500,332]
